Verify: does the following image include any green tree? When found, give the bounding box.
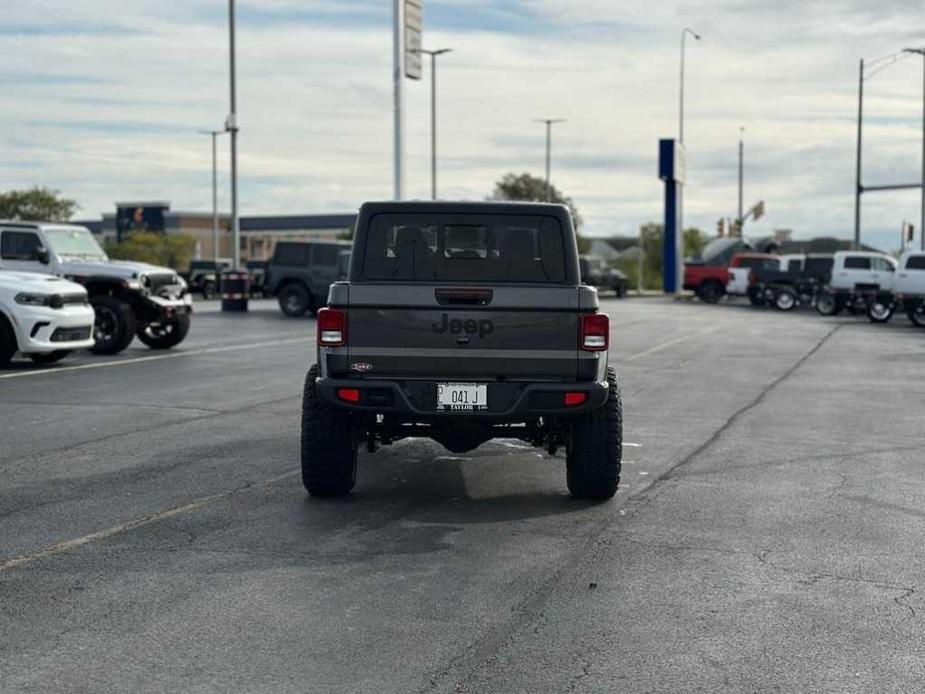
[0,187,78,221]
[490,172,584,230]
[105,232,197,271]
[684,227,707,258]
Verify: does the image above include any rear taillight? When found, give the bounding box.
[317,308,346,346]
[564,392,587,406]
[581,313,609,351]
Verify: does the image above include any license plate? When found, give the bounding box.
[436,383,487,412]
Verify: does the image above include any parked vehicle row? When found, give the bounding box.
[0,221,194,365]
[714,245,925,329]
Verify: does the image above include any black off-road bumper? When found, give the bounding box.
[315,377,609,419]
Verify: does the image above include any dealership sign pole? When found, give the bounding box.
[394,0,423,200]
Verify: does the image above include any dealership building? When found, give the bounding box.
[76,202,357,262]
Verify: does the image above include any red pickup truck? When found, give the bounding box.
[684,239,778,303]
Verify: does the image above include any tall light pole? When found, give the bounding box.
[226,0,240,272]
[903,48,925,251]
[393,0,405,200]
[414,48,452,200]
[677,28,700,294]
[854,51,923,250]
[738,127,745,235]
[679,28,701,144]
[534,119,566,201]
[198,129,227,263]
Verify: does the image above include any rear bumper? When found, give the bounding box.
[316,376,610,419]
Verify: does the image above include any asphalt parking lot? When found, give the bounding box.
[1,297,924,692]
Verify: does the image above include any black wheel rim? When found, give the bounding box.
[94,306,118,344]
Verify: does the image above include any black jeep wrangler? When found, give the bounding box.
[301,201,622,500]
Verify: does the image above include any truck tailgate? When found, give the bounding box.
[343,284,581,381]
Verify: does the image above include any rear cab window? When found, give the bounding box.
[907,255,925,270]
[843,256,871,270]
[360,213,568,283]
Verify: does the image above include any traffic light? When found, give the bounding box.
[717,218,725,237]
[907,223,915,243]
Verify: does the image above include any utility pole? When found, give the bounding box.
[198,130,225,262]
[906,49,925,251]
[414,48,452,200]
[854,59,864,251]
[677,28,700,297]
[227,0,240,272]
[534,119,565,201]
[393,0,405,200]
[737,127,744,236]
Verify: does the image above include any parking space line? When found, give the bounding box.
[0,336,311,381]
[0,470,299,573]
[623,327,719,362]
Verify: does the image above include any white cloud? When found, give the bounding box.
[1,0,924,252]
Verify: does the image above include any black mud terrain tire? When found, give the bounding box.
[567,367,623,500]
[202,280,217,300]
[909,304,925,328]
[279,283,312,317]
[301,364,358,496]
[815,290,841,316]
[868,299,894,324]
[29,350,71,364]
[697,280,725,304]
[774,287,797,311]
[136,313,191,349]
[90,295,136,355]
[0,315,16,368]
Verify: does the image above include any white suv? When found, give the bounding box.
[867,251,925,327]
[0,271,95,367]
[816,251,897,316]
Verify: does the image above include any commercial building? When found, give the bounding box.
[75,202,356,262]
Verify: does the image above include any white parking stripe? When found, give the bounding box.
[0,336,311,380]
[623,327,718,362]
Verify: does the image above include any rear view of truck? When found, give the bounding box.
[301,201,622,500]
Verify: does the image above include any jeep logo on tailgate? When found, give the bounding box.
[432,314,494,338]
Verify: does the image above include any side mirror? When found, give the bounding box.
[35,247,50,264]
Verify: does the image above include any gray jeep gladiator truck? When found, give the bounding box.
[302,201,623,500]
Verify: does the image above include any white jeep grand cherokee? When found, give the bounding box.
[0,271,95,367]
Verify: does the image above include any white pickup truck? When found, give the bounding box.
[0,271,95,367]
[815,251,897,316]
[867,251,925,327]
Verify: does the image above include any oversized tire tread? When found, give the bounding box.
[136,313,191,350]
[89,295,136,355]
[301,365,358,496]
[279,283,312,317]
[566,367,623,500]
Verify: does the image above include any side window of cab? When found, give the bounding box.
[0,230,42,260]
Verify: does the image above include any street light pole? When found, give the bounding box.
[679,28,700,144]
[738,127,744,235]
[198,130,226,262]
[678,28,700,294]
[393,0,405,201]
[533,119,565,201]
[414,48,452,200]
[854,59,864,251]
[227,0,240,272]
[904,48,925,251]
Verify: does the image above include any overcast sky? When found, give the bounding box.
[2,0,924,251]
